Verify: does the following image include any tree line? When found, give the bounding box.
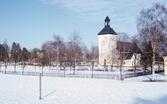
[0,32,98,74]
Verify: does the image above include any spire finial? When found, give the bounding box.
[105,16,110,26]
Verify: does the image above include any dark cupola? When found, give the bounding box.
[98,16,117,35]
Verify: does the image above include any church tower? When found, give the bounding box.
[98,16,117,66]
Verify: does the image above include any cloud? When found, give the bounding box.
[41,0,166,22]
[41,0,112,17]
[39,0,167,36]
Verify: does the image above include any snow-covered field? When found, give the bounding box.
[0,73,167,104]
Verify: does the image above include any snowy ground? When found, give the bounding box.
[0,73,167,104]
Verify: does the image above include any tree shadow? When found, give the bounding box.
[42,89,56,99]
[132,95,167,104]
[142,79,167,82]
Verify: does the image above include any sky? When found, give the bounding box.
[0,0,166,50]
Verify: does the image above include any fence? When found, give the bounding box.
[0,64,161,79]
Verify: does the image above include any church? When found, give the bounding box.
[98,16,141,68]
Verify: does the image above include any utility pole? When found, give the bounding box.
[39,73,42,100]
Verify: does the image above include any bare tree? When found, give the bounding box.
[52,35,64,69]
[42,41,55,70]
[90,46,98,62]
[59,42,68,77]
[137,3,167,80]
[117,41,131,80]
[118,52,129,80]
[68,32,83,75]
[82,46,89,63]
[111,49,119,71]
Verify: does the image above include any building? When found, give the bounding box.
[98,16,141,67]
[98,16,117,66]
[163,56,167,75]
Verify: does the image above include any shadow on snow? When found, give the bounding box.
[132,95,167,104]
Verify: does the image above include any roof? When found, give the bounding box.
[126,53,133,59]
[98,16,117,35]
[117,41,141,54]
[98,25,117,35]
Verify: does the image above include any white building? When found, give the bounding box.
[98,16,117,66]
[98,16,141,68]
[163,56,167,75]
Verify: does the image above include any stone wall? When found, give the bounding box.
[98,34,117,66]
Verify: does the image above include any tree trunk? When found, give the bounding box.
[0,65,1,72]
[119,60,123,80]
[42,66,44,76]
[63,67,65,77]
[73,66,75,75]
[22,67,24,75]
[134,54,137,76]
[111,64,113,71]
[39,73,42,100]
[120,67,123,80]
[22,62,25,75]
[134,66,136,77]
[5,65,7,74]
[73,61,76,75]
[91,62,94,78]
[152,42,155,81]
[14,62,16,72]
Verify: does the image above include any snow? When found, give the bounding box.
[0,72,167,104]
[0,65,143,79]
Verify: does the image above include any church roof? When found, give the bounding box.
[117,41,141,54]
[126,53,134,59]
[98,16,117,35]
[98,25,117,35]
[117,41,141,59]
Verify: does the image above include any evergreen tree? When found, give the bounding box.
[40,51,49,75]
[21,47,30,74]
[0,44,5,62]
[2,42,10,73]
[11,42,21,72]
[31,48,39,64]
[0,44,5,72]
[2,42,9,61]
[141,41,153,72]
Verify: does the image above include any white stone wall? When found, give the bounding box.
[163,57,167,75]
[98,34,117,66]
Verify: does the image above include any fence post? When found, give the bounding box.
[91,61,94,78]
[39,73,42,100]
